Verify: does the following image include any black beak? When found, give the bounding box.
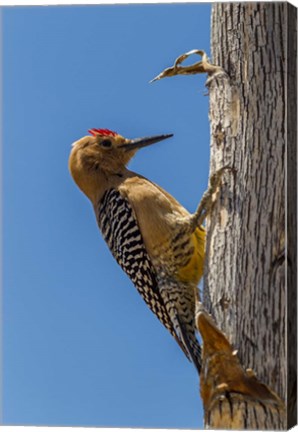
[120,133,173,152]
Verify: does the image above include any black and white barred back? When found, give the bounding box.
[97,190,179,340]
[96,188,201,372]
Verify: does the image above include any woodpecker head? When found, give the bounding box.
[69,128,173,201]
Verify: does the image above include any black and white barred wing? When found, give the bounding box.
[96,188,188,356]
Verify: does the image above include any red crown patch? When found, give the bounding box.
[88,128,117,137]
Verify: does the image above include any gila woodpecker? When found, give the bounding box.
[69,128,226,374]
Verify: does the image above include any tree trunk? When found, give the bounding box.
[202,2,297,429]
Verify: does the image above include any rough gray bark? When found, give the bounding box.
[203,2,296,429]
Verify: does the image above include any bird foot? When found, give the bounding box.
[192,166,236,228]
[150,49,226,83]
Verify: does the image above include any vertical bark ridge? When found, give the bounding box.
[286,3,297,428]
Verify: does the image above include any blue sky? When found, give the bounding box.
[2,4,211,429]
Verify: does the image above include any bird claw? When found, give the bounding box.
[150,49,226,83]
[209,165,236,188]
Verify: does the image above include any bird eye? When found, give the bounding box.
[100,139,112,148]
